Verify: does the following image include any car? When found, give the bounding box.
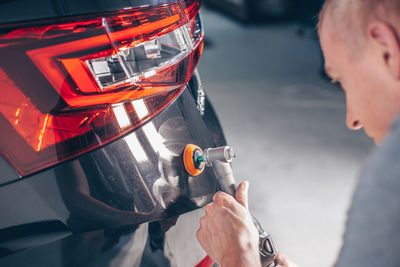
[0,0,226,266]
[203,0,324,23]
[204,0,293,21]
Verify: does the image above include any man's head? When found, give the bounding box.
[319,0,400,144]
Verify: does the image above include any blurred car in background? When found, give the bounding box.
[204,0,324,22]
[0,0,225,266]
[205,0,293,20]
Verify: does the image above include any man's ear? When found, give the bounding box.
[368,22,400,79]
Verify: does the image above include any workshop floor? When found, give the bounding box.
[197,7,374,267]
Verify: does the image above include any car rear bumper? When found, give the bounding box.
[0,84,223,266]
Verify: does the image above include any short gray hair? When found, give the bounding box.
[318,0,400,51]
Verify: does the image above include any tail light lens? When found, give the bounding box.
[0,0,204,176]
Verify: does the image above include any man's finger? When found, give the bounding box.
[235,181,249,209]
[274,252,298,267]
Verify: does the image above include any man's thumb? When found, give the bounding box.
[235,181,249,209]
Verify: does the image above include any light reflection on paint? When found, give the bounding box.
[132,99,149,119]
[125,133,148,162]
[112,103,131,129]
[143,122,171,160]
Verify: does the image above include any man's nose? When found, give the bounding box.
[346,109,362,130]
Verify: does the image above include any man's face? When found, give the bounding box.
[320,12,400,144]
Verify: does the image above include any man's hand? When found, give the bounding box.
[196,181,262,267]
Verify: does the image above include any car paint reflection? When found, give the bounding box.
[0,88,218,263]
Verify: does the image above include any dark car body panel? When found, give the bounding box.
[0,0,224,265]
[0,157,19,184]
[0,209,208,266]
[1,68,224,267]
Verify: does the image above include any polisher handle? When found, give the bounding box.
[184,145,277,267]
[204,146,237,196]
[204,146,276,267]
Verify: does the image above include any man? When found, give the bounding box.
[196,0,400,266]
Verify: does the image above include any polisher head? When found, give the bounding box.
[183,144,205,176]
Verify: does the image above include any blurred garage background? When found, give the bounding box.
[197,1,374,267]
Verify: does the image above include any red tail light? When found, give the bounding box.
[0,0,204,176]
